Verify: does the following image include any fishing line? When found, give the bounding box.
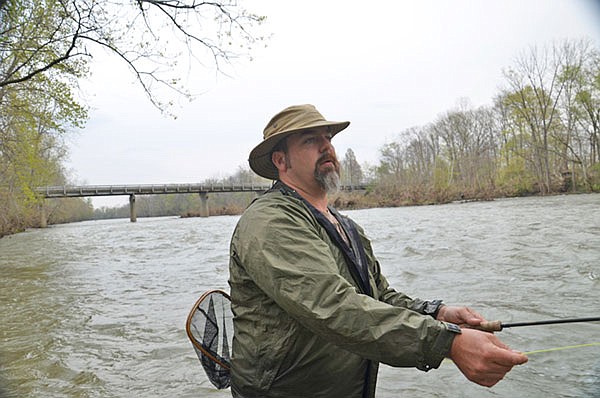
[463,317,600,358]
[523,342,600,356]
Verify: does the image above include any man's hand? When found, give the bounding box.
[436,305,484,328]
[449,328,528,387]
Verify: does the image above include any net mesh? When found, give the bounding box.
[186,290,232,389]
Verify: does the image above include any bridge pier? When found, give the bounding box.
[39,203,47,228]
[199,192,209,217]
[129,194,137,222]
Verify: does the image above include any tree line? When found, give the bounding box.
[370,39,599,207]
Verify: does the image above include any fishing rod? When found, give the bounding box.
[478,316,600,332]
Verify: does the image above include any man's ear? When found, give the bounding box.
[272,151,287,173]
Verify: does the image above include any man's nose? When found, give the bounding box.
[318,136,334,152]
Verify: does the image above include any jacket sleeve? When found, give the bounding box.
[232,197,456,371]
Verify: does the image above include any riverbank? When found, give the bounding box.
[179,189,596,219]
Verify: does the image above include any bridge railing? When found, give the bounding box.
[36,183,275,198]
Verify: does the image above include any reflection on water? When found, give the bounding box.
[0,194,598,397]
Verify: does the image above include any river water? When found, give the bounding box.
[1,193,599,398]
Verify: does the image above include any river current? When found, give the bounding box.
[1,193,599,397]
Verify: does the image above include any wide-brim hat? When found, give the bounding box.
[249,104,350,180]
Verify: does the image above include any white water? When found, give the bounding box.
[1,194,599,397]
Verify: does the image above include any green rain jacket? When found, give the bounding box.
[228,183,459,398]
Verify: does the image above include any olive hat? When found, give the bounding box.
[249,104,350,180]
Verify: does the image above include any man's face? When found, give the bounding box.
[277,127,341,193]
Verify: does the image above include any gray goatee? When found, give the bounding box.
[315,168,340,194]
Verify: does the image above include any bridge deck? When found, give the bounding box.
[36,183,274,198]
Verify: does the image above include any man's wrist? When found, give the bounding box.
[423,299,444,319]
[418,321,462,371]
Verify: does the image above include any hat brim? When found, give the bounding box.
[248,120,350,180]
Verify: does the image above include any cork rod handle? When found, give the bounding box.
[477,320,503,332]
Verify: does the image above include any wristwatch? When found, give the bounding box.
[423,299,444,319]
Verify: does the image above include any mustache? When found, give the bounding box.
[317,152,339,167]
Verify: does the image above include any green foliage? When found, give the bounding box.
[432,157,451,191]
[590,162,600,192]
[496,156,536,195]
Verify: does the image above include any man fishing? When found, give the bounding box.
[228,104,528,397]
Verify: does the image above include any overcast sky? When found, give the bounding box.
[68,0,600,207]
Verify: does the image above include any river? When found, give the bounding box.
[0,193,599,397]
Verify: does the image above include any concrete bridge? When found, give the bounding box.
[37,183,366,224]
[36,183,273,223]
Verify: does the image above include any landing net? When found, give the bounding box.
[185,290,232,389]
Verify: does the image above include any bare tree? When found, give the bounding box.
[502,41,575,193]
[572,44,600,174]
[0,0,268,110]
[341,148,363,186]
[501,39,598,193]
